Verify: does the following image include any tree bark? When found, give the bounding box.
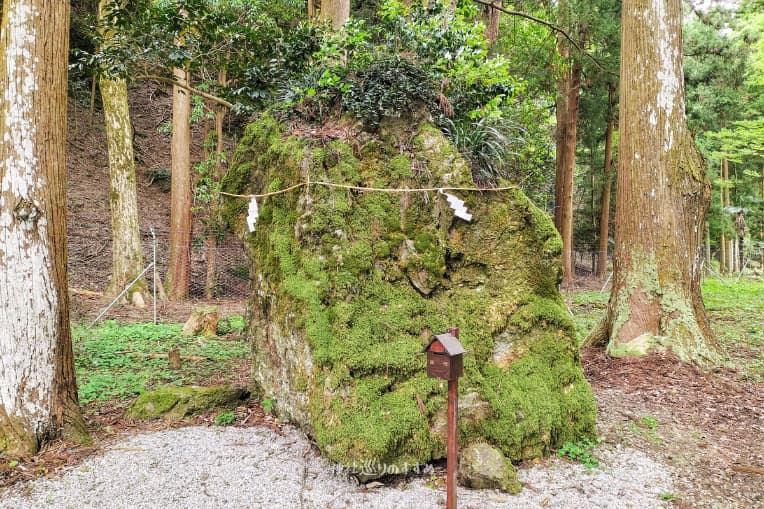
[98,0,146,306]
[204,96,227,299]
[558,40,583,286]
[485,1,502,45]
[597,84,616,279]
[319,0,349,30]
[589,0,719,365]
[166,64,192,301]
[0,0,89,456]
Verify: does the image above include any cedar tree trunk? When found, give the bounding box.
[587,0,720,365]
[0,0,89,456]
[597,83,616,279]
[166,65,192,301]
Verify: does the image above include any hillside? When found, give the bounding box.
[66,82,248,322]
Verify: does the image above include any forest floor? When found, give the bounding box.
[1,88,762,508]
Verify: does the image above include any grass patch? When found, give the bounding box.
[566,279,764,378]
[73,319,248,405]
[566,291,609,344]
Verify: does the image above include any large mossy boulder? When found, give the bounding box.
[222,113,596,479]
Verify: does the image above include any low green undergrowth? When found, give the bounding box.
[556,437,603,470]
[73,320,248,405]
[567,278,764,378]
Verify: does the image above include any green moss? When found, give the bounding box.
[388,154,413,178]
[126,385,248,420]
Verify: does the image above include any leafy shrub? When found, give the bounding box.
[343,56,436,130]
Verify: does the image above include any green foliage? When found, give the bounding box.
[276,0,546,185]
[659,492,681,502]
[441,117,526,184]
[262,398,274,415]
[557,437,602,470]
[215,410,236,425]
[73,321,248,404]
[75,0,319,111]
[640,416,659,430]
[343,56,436,131]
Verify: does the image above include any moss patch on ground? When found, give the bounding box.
[126,386,249,421]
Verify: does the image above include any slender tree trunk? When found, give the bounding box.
[485,1,502,45]
[721,158,730,273]
[554,79,568,233]
[101,77,146,307]
[204,72,228,299]
[586,0,719,365]
[0,0,89,456]
[99,0,145,307]
[560,38,583,286]
[319,0,349,29]
[166,65,192,301]
[308,0,315,18]
[597,84,616,279]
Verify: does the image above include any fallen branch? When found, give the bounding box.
[69,288,104,298]
[732,464,764,476]
[117,351,209,362]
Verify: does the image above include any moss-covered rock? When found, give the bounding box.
[126,386,249,421]
[221,113,596,483]
[458,442,522,494]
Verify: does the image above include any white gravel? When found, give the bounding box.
[0,426,674,509]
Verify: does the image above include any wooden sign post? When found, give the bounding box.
[422,327,466,509]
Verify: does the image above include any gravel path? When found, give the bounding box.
[0,426,674,509]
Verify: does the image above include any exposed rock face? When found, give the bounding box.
[222,113,596,482]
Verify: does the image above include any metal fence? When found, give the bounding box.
[68,226,250,323]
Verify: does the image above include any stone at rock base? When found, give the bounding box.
[458,442,521,494]
[126,385,249,421]
[430,391,491,458]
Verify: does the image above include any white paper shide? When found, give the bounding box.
[439,190,472,222]
[247,197,259,233]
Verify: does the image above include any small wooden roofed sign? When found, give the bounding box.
[422,331,466,380]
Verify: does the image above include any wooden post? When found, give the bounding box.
[446,327,459,509]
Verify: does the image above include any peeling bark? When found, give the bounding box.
[0,0,88,456]
[591,0,720,366]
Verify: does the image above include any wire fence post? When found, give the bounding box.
[151,226,157,325]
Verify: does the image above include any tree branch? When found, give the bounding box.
[135,74,233,109]
[472,0,612,74]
